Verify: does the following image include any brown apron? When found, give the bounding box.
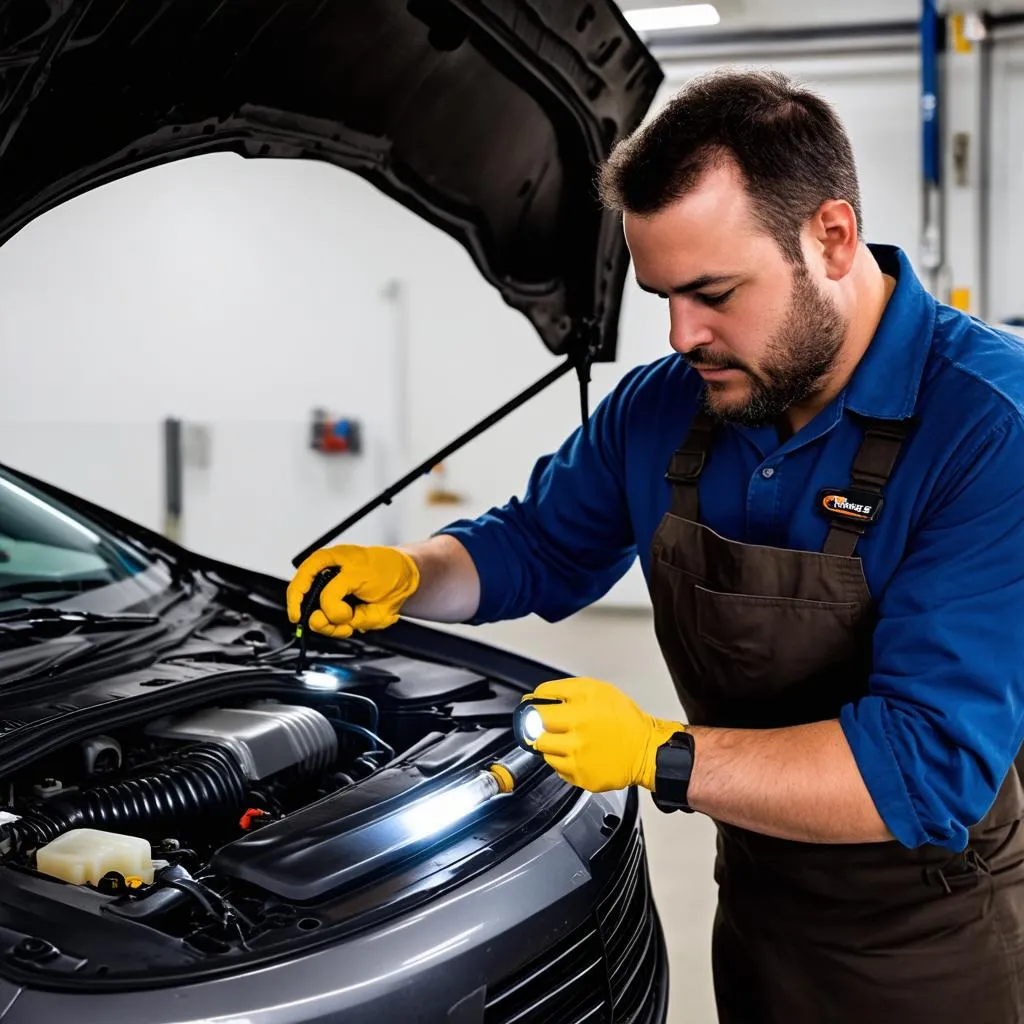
[649,410,1024,1023]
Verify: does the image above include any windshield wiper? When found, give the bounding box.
[0,608,159,648]
[0,599,221,688]
[0,637,100,686]
[0,607,158,628]
[0,612,163,687]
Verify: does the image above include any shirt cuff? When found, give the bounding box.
[839,698,964,852]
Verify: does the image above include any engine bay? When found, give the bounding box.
[0,586,569,985]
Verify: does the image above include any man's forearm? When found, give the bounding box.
[398,535,481,623]
[685,720,893,844]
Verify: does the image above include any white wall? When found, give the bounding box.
[0,156,524,575]
[0,31,994,611]
[988,33,1024,324]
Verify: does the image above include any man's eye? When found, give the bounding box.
[699,289,735,307]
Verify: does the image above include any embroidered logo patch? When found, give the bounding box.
[817,488,883,524]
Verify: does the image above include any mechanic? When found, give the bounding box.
[288,70,1024,1021]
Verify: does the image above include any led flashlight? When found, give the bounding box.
[521,707,544,743]
[513,697,561,751]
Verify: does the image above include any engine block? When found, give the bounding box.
[147,701,337,780]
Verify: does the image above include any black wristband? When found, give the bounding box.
[651,730,695,813]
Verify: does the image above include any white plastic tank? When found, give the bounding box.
[35,828,154,885]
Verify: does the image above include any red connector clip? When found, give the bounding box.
[239,808,269,831]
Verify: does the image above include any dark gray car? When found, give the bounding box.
[0,2,668,1022]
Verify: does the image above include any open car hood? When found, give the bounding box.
[0,0,662,360]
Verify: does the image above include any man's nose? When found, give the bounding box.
[668,298,714,354]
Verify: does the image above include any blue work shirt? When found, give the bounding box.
[441,244,1024,853]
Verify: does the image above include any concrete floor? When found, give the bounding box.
[444,607,721,1024]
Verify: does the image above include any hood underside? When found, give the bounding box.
[0,0,662,359]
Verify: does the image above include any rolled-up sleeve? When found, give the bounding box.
[841,411,1024,851]
[438,370,645,625]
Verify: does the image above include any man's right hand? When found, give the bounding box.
[287,545,421,638]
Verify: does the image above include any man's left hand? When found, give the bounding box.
[522,677,685,793]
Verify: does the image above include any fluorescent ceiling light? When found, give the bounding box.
[623,4,720,31]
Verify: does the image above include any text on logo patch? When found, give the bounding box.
[816,488,883,525]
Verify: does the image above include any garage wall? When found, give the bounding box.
[0,156,532,576]
[988,31,1024,324]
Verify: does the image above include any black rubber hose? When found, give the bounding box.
[8,744,248,851]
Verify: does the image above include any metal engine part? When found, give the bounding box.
[81,734,122,775]
[146,701,337,780]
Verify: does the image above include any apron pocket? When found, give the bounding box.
[694,584,868,694]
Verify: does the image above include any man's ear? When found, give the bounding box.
[809,200,858,280]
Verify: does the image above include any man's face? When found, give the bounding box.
[623,160,847,428]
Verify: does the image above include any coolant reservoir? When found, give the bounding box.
[36,828,154,886]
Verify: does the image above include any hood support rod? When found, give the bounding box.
[292,343,597,566]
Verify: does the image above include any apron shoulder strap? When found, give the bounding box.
[665,411,716,521]
[823,415,914,557]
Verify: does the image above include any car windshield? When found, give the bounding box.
[0,469,162,610]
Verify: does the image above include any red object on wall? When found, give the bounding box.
[310,409,362,454]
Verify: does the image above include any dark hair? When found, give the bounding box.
[598,69,862,264]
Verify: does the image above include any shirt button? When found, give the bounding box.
[761,466,775,479]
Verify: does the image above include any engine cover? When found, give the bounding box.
[147,701,336,780]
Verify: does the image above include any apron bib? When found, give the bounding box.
[649,411,1024,1023]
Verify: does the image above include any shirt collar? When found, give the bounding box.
[842,244,937,421]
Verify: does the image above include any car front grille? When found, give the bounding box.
[484,826,661,1024]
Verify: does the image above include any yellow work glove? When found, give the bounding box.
[523,677,685,793]
[286,545,420,639]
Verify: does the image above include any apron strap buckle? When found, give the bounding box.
[664,412,717,521]
[848,416,915,491]
[666,450,706,484]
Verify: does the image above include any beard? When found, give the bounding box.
[693,264,846,428]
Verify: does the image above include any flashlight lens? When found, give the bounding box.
[522,706,544,743]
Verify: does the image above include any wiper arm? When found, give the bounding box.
[0,601,217,688]
[0,608,159,647]
[0,637,100,686]
[0,614,162,687]
[0,607,158,629]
